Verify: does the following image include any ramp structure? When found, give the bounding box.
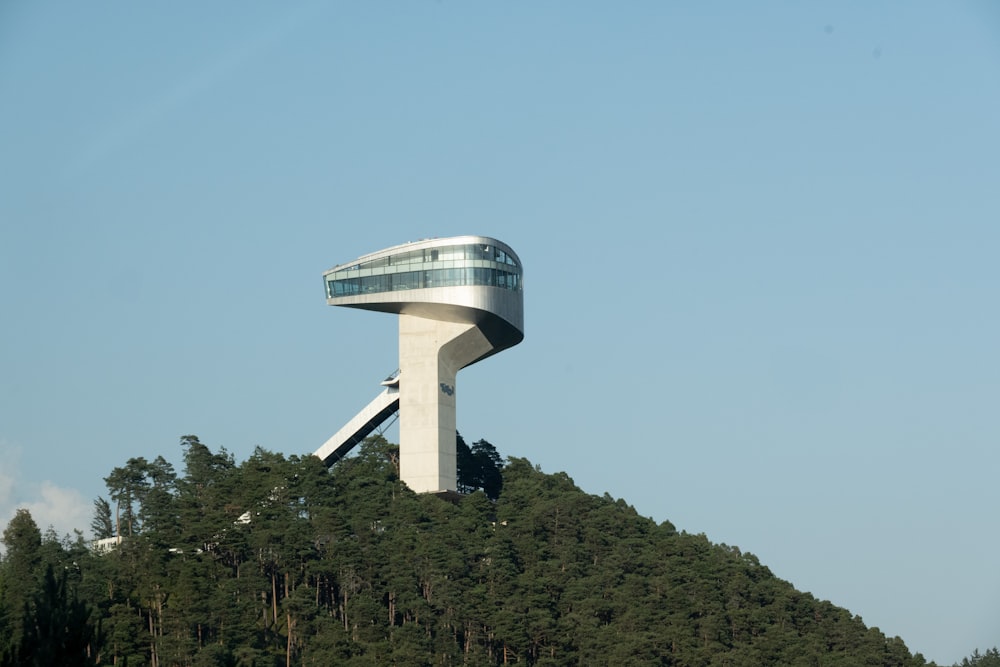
[313,374,400,466]
[314,236,524,494]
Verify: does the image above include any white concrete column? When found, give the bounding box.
[398,314,493,493]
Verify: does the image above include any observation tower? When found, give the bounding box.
[314,236,524,494]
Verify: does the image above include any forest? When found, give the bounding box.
[0,434,994,666]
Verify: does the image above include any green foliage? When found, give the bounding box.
[0,520,102,666]
[2,565,103,667]
[90,498,114,540]
[1,434,938,666]
[0,508,42,656]
[957,648,1000,667]
[456,432,504,499]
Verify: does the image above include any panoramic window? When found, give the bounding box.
[326,243,521,299]
[329,267,521,298]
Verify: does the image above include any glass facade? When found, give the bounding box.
[326,243,522,299]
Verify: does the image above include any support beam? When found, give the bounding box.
[398,315,493,493]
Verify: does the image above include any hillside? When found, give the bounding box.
[1,435,936,666]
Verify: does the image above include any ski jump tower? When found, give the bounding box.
[314,236,524,494]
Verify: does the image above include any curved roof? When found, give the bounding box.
[323,236,524,355]
[325,235,522,274]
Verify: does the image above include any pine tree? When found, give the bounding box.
[104,457,151,538]
[959,648,1000,667]
[0,508,43,656]
[3,565,103,667]
[52,436,939,666]
[89,498,114,540]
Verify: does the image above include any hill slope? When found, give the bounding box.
[0,436,933,666]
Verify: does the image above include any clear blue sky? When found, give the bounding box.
[1,2,997,663]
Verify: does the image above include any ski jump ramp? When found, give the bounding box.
[314,376,400,466]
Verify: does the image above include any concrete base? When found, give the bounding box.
[398,314,494,494]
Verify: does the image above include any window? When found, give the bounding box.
[328,257,522,298]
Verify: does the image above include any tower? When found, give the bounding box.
[314,236,524,494]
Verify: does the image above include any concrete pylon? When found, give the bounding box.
[398,315,494,493]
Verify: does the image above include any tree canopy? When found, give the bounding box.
[0,434,958,666]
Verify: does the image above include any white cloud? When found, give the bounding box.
[0,441,22,514]
[21,481,90,539]
[0,440,90,549]
[0,463,14,508]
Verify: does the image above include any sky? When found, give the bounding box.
[1,1,998,662]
